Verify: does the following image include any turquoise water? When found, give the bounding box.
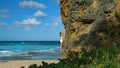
[0,41,60,60]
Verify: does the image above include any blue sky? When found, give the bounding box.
[0,0,64,41]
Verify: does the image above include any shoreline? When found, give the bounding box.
[0,60,59,68]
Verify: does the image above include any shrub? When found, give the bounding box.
[21,45,120,68]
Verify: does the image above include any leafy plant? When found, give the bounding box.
[21,45,120,68]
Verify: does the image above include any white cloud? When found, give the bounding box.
[0,9,9,18]
[53,17,62,26]
[0,14,9,18]
[25,27,31,30]
[0,22,9,26]
[43,30,56,32]
[0,8,9,13]
[51,0,59,4]
[45,23,50,26]
[56,0,60,3]
[0,23,12,30]
[34,10,46,18]
[46,17,62,27]
[15,18,41,26]
[19,1,46,9]
[7,27,12,30]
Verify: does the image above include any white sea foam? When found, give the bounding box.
[0,50,30,57]
[0,48,59,57]
[0,51,14,57]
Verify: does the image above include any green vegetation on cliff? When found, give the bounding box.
[21,45,120,68]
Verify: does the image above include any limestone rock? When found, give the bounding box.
[60,0,120,58]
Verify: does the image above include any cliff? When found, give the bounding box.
[60,0,120,58]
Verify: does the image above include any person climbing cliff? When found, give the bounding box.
[60,32,64,51]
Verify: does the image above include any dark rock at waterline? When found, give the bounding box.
[60,0,120,58]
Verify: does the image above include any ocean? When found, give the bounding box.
[0,41,60,60]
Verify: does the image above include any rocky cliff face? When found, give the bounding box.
[60,0,120,58]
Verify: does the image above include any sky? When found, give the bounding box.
[0,0,64,41]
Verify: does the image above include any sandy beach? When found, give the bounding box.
[0,60,59,68]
